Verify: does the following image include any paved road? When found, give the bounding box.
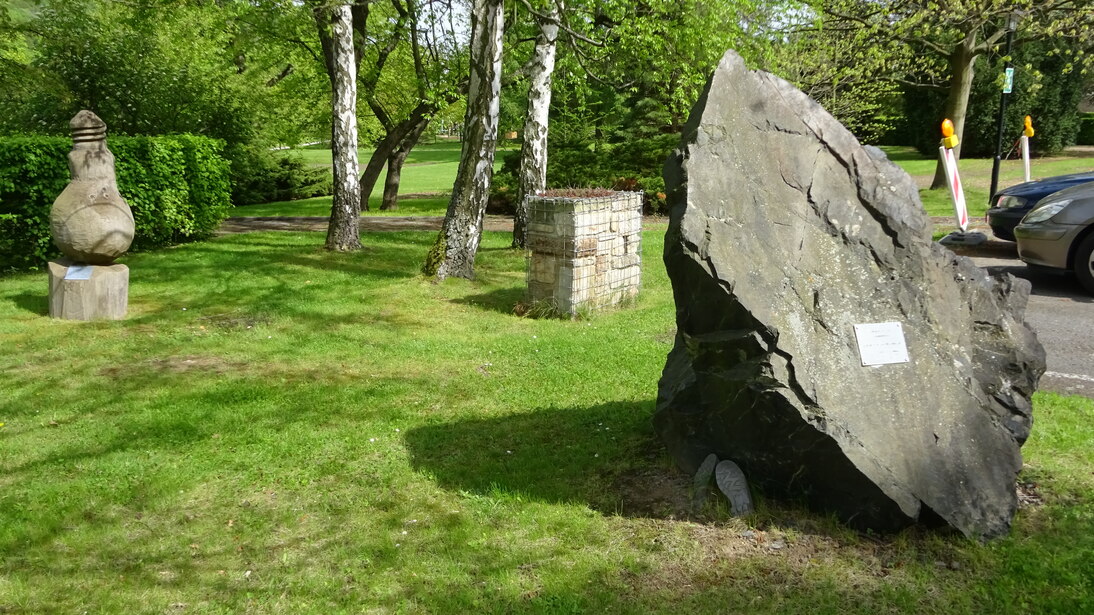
[970,252,1094,398]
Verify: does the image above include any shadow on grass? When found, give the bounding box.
[5,291,47,316]
[0,371,423,554]
[452,286,525,315]
[118,232,439,323]
[406,401,694,519]
[400,402,1094,610]
[6,391,1093,612]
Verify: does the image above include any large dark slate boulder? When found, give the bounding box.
[656,51,1045,539]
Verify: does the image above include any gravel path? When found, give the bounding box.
[217,214,1006,253]
[216,215,517,235]
[216,214,671,235]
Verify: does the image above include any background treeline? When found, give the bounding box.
[892,40,1088,157]
[1,1,1091,223]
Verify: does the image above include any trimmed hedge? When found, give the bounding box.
[0,135,231,271]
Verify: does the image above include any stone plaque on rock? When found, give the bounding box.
[655,51,1045,539]
[853,322,910,366]
[63,264,94,281]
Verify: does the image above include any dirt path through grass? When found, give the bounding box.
[216,215,517,234]
[217,215,674,234]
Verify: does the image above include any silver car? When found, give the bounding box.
[1014,182,1094,295]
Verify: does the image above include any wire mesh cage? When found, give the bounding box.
[525,191,642,316]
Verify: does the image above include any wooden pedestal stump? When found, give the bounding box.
[48,260,129,320]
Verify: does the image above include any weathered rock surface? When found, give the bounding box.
[656,51,1045,539]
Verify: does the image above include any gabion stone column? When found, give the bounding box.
[525,190,642,316]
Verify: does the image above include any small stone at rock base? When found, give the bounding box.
[690,453,719,512]
[939,231,988,247]
[48,260,128,320]
[715,460,754,516]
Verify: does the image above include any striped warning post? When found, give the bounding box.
[938,119,968,233]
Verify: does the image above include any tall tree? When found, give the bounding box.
[814,0,1094,188]
[511,1,560,248]
[307,0,468,212]
[368,0,458,211]
[423,0,504,280]
[319,3,362,251]
[380,118,429,210]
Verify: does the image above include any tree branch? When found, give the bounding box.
[517,0,603,47]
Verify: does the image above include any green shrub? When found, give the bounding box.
[0,135,231,271]
[228,145,333,206]
[1078,113,1094,146]
[491,134,675,216]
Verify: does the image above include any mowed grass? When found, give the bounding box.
[239,196,449,218]
[251,141,1092,228]
[247,140,512,217]
[1,229,1093,613]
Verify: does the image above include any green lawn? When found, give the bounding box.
[247,140,510,217]
[2,229,1092,613]
[251,142,1092,226]
[291,139,467,167]
[238,196,449,218]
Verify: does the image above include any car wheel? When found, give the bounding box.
[1074,233,1094,295]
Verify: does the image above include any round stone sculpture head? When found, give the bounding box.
[50,111,135,265]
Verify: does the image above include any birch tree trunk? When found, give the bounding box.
[930,36,977,190]
[423,0,503,280]
[512,4,560,249]
[325,4,362,251]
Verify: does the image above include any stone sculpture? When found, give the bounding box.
[47,111,134,320]
[656,51,1045,539]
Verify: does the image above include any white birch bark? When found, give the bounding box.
[512,3,560,249]
[425,0,504,279]
[326,3,362,251]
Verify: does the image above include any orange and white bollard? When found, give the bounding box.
[1021,115,1034,182]
[937,118,987,246]
[938,119,968,232]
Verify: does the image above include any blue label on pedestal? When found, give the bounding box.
[64,265,93,280]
